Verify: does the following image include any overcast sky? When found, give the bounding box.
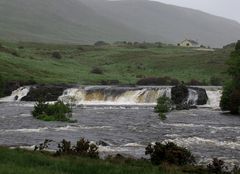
[152,0,240,23]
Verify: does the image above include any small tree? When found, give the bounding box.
[0,74,4,97]
[154,96,173,120]
[221,40,240,114]
[52,51,62,59]
[145,142,195,166]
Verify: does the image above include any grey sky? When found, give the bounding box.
[152,0,240,23]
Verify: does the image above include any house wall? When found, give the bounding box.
[179,40,199,47]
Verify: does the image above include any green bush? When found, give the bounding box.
[145,142,195,166]
[154,96,173,120]
[210,76,223,86]
[52,51,62,59]
[32,100,72,122]
[91,67,104,74]
[220,81,233,111]
[56,138,99,159]
[221,40,240,114]
[207,158,228,174]
[0,74,4,97]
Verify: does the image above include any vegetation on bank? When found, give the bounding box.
[1,139,240,174]
[0,40,231,86]
[32,100,74,122]
[220,40,240,115]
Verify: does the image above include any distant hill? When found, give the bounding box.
[83,0,240,47]
[0,0,240,47]
[0,0,146,44]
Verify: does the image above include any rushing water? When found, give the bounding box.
[0,102,239,166]
[0,86,239,166]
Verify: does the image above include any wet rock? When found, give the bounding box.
[171,84,189,105]
[171,85,208,110]
[189,87,208,105]
[21,84,73,101]
[97,140,109,146]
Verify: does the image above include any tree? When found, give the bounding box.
[220,40,240,114]
[0,74,5,97]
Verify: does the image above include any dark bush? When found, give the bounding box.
[91,67,104,75]
[100,80,120,85]
[94,41,109,47]
[229,89,240,114]
[57,138,99,158]
[32,99,72,122]
[207,158,228,174]
[136,77,179,86]
[52,51,62,59]
[0,74,5,97]
[154,96,173,120]
[145,142,195,166]
[221,40,240,114]
[34,139,53,152]
[210,77,223,86]
[187,79,204,86]
[235,40,240,51]
[220,82,233,111]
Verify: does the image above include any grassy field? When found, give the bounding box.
[0,147,213,174]
[0,41,232,85]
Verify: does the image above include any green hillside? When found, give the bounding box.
[0,41,232,85]
[0,0,145,44]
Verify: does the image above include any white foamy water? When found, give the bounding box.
[205,89,222,109]
[0,127,48,133]
[0,86,30,102]
[164,137,240,150]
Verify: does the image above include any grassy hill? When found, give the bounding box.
[0,41,232,85]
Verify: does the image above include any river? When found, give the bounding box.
[0,86,239,166]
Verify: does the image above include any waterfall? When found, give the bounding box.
[205,89,222,109]
[0,85,223,109]
[187,89,199,105]
[0,86,30,102]
[59,86,172,105]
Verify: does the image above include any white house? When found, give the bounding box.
[178,39,200,47]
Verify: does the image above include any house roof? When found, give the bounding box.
[182,39,199,45]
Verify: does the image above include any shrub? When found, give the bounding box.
[207,158,228,174]
[0,74,5,97]
[91,67,104,75]
[52,51,62,59]
[34,139,53,152]
[136,77,179,86]
[187,79,204,86]
[32,99,72,122]
[100,80,120,85]
[221,40,240,114]
[154,96,173,120]
[56,138,99,158]
[235,40,240,51]
[145,142,195,166]
[220,81,233,111]
[210,76,223,86]
[94,41,109,47]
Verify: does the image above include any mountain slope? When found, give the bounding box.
[0,0,146,43]
[82,0,240,47]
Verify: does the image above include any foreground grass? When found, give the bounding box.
[0,147,185,174]
[0,41,232,85]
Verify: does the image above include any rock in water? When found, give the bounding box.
[21,84,72,101]
[171,84,189,109]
